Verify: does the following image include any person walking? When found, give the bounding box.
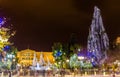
[9,71,11,77]
[43,70,45,77]
[113,72,115,77]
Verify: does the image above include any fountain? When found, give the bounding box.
[30,52,52,71]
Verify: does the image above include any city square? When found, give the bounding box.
[0,0,120,77]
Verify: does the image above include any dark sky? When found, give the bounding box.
[0,0,120,51]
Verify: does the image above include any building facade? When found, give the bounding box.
[17,49,54,66]
[115,37,120,50]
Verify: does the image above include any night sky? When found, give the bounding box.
[0,0,120,51]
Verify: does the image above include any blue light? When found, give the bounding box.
[3,45,10,51]
[92,62,96,67]
[55,51,62,57]
[0,18,3,23]
[0,18,5,27]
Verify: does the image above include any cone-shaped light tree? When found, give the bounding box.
[87,6,109,66]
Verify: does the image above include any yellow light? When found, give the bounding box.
[78,56,84,60]
[66,59,69,62]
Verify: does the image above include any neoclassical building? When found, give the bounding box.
[17,49,55,66]
[116,37,120,45]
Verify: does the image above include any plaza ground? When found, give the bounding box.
[11,74,120,77]
[1,72,120,77]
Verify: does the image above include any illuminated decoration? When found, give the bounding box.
[78,56,84,60]
[53,50,63,65]
[82,61,93,68]
[3,45,10,51]
[69,54,80,68]
[39,52,46,66]
[7,59,12,69]
[0,27,12,51]
[87,6,109,66]
[52,43,63,59]
[52,43,67,68]
[30,52,53,71]
[0,16,16,70]
[7,54,15,58]
[0,17,5,27]
[0,17,15,52]
[54,50,62,57]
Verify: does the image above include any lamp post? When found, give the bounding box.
[66,59,69,69]
[78,56,85,76]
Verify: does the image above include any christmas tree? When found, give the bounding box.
[0,17,15,70]
[87,6,109,66]
[52,42,67,68]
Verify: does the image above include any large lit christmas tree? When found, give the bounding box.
[87,6,109,66]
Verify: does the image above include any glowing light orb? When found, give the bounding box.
[3,45,10,51]
[0,18,3,23]
[0,18,5,27]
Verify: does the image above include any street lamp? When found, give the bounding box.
[66,59,69,63]
[66,59,69,69]
[78,56,84,60]
[78,56,85,76]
